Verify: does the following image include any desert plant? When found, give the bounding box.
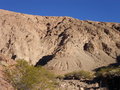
[95,66,120,90]
[64,70,94,80]
[96,67,120,78]
[5,60,57,90]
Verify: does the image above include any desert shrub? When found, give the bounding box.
[64,70,94,80]
[5,60,57,90]
[96,67,120,78]
[95,67,120,90]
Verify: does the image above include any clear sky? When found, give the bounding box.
[0,0,120,23]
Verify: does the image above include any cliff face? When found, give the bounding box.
[0,9,120,73]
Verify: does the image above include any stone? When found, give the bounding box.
[0,54,15,90]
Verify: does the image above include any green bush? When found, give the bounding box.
[64,70,94,80]
[5,60,57,90]
[96,67,120,78]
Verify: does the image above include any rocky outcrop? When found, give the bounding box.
[0,54,15,90]
[0,9,120,74]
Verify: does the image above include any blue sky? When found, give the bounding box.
[0,0,120,23]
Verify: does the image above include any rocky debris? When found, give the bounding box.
[0,9,120,74]
[0,54,15,90]
[58,80,100,90]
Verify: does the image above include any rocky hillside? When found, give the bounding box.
[0,54,15,90]
[0,9,120,74]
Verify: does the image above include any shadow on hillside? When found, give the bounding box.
[35,54,55,66]
[116,55,120,63]
[94,55,120,90]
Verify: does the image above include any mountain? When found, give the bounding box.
[0,9,120,74]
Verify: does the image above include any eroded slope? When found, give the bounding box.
[0,9,120,73]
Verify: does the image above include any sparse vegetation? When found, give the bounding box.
[96,66,120,78]
[64,70,94,80]
[4,59,120,90]
[5,60,58,90]
[95,66,120,90]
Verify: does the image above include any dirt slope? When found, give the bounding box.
[0,9,120,73]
